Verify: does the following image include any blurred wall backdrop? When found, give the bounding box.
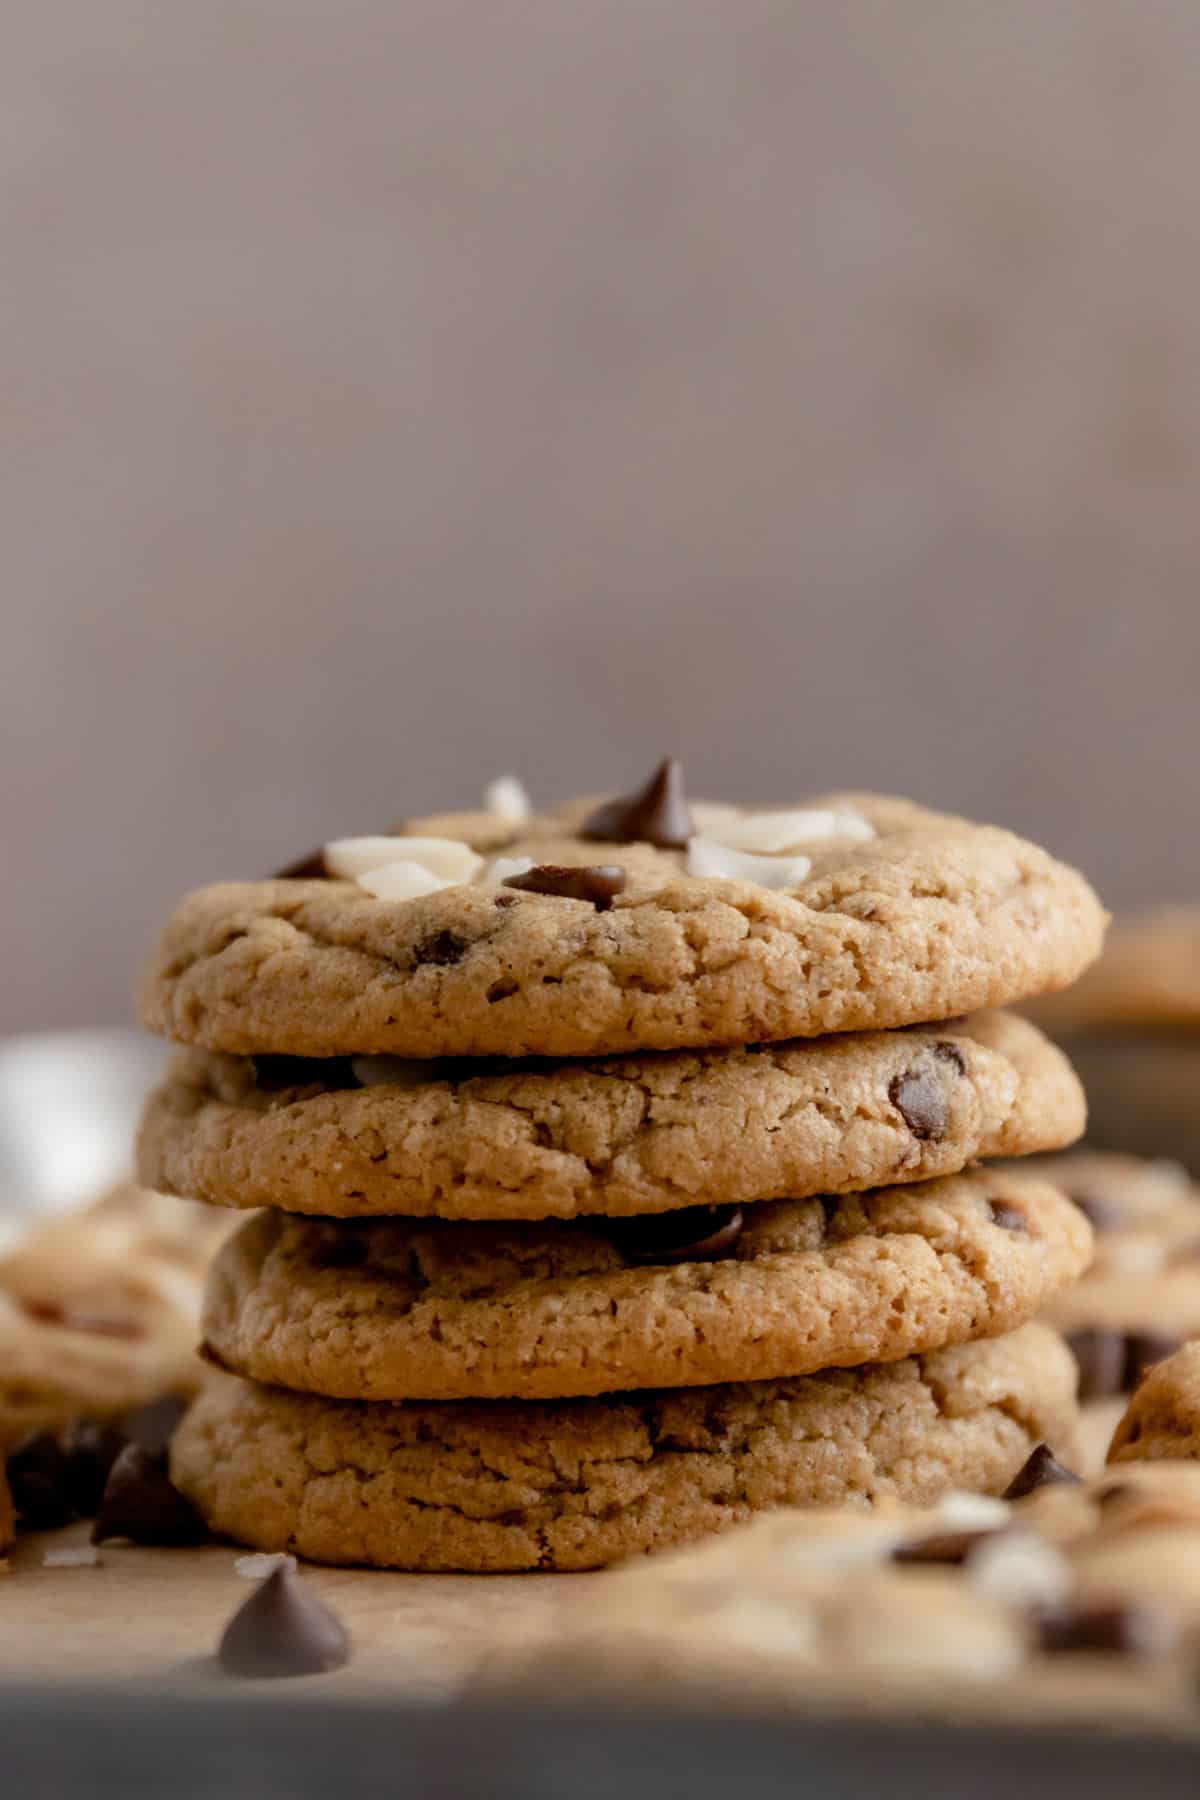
[4,1,1200,1031]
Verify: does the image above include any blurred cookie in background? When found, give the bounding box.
[1028,911,1200,1170]
[1027,1152,1200,1473]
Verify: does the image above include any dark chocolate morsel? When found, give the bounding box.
[581,758,694,849]
[1124,1331,1182,1389]
[1002,1444,1081,1501]
[887,1067,949,1140]
[412,930,471,967]
[988,1200,1028,1232]
[1066,1328,1128,1401]
[503,864,627,910]
[62,1420,131,1517]
[218,1565,351,1678]
[119,1395,190,1456]
[1035,1601,1177,1658]
[92,1444,208,1546]
[614,1204,745,1266]
[251,1055,360,1092]
[933,1041,968,1074]
[892,1528,1006,1567]
[273,849,329,879]
[7,1433,75,1529]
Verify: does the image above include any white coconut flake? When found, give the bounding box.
[43,1547,99,1568]
[356,861,452,900]
[933,1492,1012,1531]
[966,1530,1073,1610]
[689,802,743,834]
[486,856,535,885]
[235,1552,297,1581]
[326,835,482,889]
[483,775,533,822]
[686,839,811,888]
[707,807,876,854]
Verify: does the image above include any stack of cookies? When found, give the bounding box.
[136,765,1105,1571]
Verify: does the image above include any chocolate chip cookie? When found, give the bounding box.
[138,1011,1084,1222]
[170,1322,1078,1571]
[139,783,1105,1059]
[1110,1340,1200,1466]
[200,1168,1091,1401]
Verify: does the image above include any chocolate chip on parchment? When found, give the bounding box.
[988,1200,1028,1232]
[1065,1329,1128,1401]
[1002,1444,1082,1501]
[887,1067,949,1140]
[581,757,694,849]
[1035,1601,1176,1658]
[503,864,627,910]
[7,1433,75,1529]
[273,850,329,879]
[92,1445,208,1546]
[614,1204,745,1266]
[218,1564,351,1678]
[892,1528,1005,1567]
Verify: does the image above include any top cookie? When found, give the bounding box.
[139,772,1105,1059]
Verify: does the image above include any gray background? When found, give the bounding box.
[5,1,1199,1032]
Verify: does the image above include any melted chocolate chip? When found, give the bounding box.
[1067,1190,1125,1233]
[892,1527,1005,1567]
[1066,1328,1128,1401]
[581,758,694,849]
[1035,1601,1175,1658]
[412,930,471,968]
[7,1433,74,1529]
[887,1067,949,1140]
[933,1041,968,1074]
[62,1420,131,1517]
[493,893,520,909]
[1002,1443,1082,1501]
[92,1445,208,1546]
[273,849,329,879]
[119,1395,189,1456]
[1125,1331,1181,1387]
[614,1204,745,1266]
[503,864,627,910]
[218,1565,351,1678]
[988,1200,1028,1232]
[252,1055,359,1092]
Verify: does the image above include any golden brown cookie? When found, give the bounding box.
[1029,907,1200,1033]
[139,790,1105,1059]
[1109,1340,1200,1466]
[200,1168,1091,1401]
[171,1322,1079,1571]
[138,1011,1084,1222]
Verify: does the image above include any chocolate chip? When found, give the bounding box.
[251,1055,359,1092]
[503,864,627,910]
[7,1433,74,1529]
[1003,1444,1082,1501]
[493,893,520,909]
[1035,1601,1176,1658]
[412,930,471,967]
[581,757,694,849]
[1066,1329,1128,1401]
[933,1041,968,1073]
[218,1565,351,1678]
[892,1528,1005,1567]
[988,1200,1028,1232]
[1067,1190,1125,1233]
[273,849,329,879]
[887,1067,948,1140]
[1124,1331,1181,1388]
[118,1395,189,1456]
[62,1420,131,1517]
[614,1204,745,1266]
[92,1445,208,1546]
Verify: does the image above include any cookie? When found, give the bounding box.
[200,1168,1091,1401]
[477,1460,1200,1724]
[0,1183,236,1445]
[139,786,1106,1059]
[1110,1340,1200,1466]
[1029,907,1200,1033]
[1026,1153,1200,1472]
[170,1322,1078,1571]
[138,1011,1084,1223]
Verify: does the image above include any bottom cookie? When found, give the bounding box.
[171,1322,1078,1572]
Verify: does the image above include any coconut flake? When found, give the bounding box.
[686,839,811,888]
[707,807,875,854]
[966,1530,1073,1610]
[483,776,533,822]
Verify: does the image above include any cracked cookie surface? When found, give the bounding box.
[200,1169,1091,1400]
[171,1322,1078,1571]
[138,1011,1084,1222]
[139,794,1106,1059]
